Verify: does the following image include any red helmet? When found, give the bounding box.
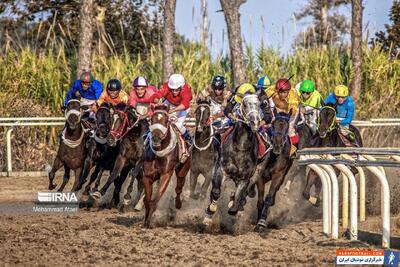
[275,78,291,92]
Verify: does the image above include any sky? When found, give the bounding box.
[175,0,393,56]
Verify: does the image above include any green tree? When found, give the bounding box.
[371,0,400,58]
[294,0,350,49]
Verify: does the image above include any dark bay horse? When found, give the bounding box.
[48,99,88,192]
[91,104,147,208]
[71,103,121,200]
[190,99,219,199]
[204,94,261,223]
[248,110,294,228]
[142,105,191,228]
[302,103,363,205]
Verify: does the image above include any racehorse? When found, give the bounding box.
[91,104,147,208]
[48,99,88,192]
[204,94,261,222]
[190,99,219,199]
[302,103,363,205]
[248,109,294,228]
[142,105,191,228]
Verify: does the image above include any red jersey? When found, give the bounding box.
[128,85,158,107]
[152,82,193,109]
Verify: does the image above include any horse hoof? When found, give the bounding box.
[80,194,89,202]
[208,200,218,213]
[91,191,101,200]
[228,208,238,216]
[247,185,256,198]
[48,184,57,191]
[175,198,182,209]
[227,200,234,209]
[123,197,130,206]
[202,214,213,226]
[189,193,199,200]
[257,219,267,228]
[308,196,318,206]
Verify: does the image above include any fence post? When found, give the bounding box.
[6,127,14,176]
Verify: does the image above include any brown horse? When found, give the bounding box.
[142,105,191,228]
[48,99,88,192]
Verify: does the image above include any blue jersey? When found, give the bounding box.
[64,80,103,106]
[324,93,355,125]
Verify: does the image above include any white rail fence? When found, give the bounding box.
[298,147,400,248]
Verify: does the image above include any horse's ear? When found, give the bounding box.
[110,107,114,115]
[61,105,66,113]
[127,107,138,124]
[289,108,293,117]
[163,104,170,112]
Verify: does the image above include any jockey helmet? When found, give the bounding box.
[234,83,256,103]
[334,85,349,97]
[300,80,315,93]
[211,75,226,91]
[107,79,122,91]
[168,74,185,90]
[275,78,291,92]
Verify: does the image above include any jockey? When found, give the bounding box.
[151,74,193,143]
[92,79,128,112]
[198,75,231,128]
[128,76,158,117]
[65,70,103,107]
[224,83,256,121]
[298,80,324,135]
[324,85,356,142]
[265,78,300,156]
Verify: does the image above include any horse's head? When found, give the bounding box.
[195,99,211,133]
[271,108,291,154]
[95,102,113,139]
[317,104,337,138]
[149,105,170,148]
[108,103,138,146]
[65,99,81,130]
[241,94,261,132]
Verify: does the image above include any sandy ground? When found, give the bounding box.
[0,163,399,266]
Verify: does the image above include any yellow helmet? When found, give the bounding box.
[234,83,256,103]
[334,85,349,97]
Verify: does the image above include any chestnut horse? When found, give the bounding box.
[142,105,191,228]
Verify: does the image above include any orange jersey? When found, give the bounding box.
[93,90,129,112]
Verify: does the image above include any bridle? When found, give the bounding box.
[149,109,171,141]
[238,94,261,125]
[147,109,177,156]
[65,99,82,123]
[193,103,214,151]
[317,105,337,134]
[270,113,290,145]
[110,109,138,141]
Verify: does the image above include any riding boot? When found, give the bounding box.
[182,130,192,145]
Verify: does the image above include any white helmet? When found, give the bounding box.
[168,74,185,90]
[295,82,301,93]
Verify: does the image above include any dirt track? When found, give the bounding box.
[0,165,399,266]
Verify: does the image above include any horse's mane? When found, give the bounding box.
[197,99,209,105]
[114,102,128,111]
[322,103,337,111]
[154,104,169,112]
[100,102,112,109]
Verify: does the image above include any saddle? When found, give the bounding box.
[221,126,269,160]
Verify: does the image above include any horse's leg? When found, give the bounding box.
[112,167,130,208]
[48,156,63,190]
[206,160,223,215]
[92,168,104,192]
[57,166,71,192]
[302,169,320,206]
[72,155,93,192]
[95,156,126,198]
[257,172,285,227]
[146,171,174,227]
[70,167,82,193]
[83,165,101,195]
[228,179,250,216]
[122,164,141,206]
[189,168,200,199]
[200,168,213,200]
[131,168,144,210]
[256,178,265,222]
[143,175,153,228]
